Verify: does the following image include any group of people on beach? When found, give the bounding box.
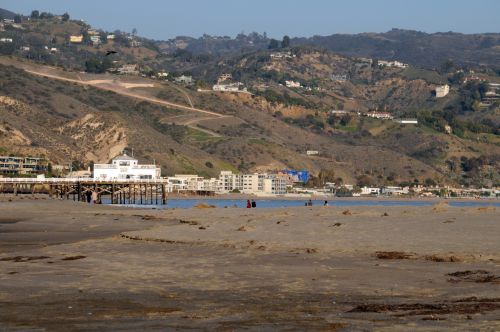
[246,199,257,208]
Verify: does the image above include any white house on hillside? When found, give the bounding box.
[435,84,450,98]
[93,154,161,180]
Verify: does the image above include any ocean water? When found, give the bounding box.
[104,198,500,209]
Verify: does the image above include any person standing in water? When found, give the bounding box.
[251,200,256,208]
[246,200,251,208]
[324,200,328,206]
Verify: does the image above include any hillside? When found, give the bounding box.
[157,29,500,70]
[0,9,498,187]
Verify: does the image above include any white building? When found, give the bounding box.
[175,75,193,84]
[393,118,418,124]
[166,174,218,193]
[157,72,169,79]
[366,112,393,120]
[0,38,13,43]
[435,84,450,98]
[270,51,296,60]
[381,186,410,196]
[117,64,139,75]
[285,80,301,88]
[69,35,83,43]
[306,150,319,156]
[217,171,287,195]
[212,82,246,92]
[378,60,408,68]
[93,154,161,180]
[361,187,380,195]
[262,175,288,195]
[90,35,101,45]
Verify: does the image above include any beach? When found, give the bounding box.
[0,196,499,330]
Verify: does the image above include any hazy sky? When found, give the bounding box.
[2,0,499,40]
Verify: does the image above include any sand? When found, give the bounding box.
[0,196,499,331]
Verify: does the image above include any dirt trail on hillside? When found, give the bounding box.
[24,69,223,117]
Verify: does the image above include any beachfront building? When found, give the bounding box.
[361,186,381,195]
[262,174,288,195]
[0,156,48,175]
[217,171,288,195]
[381,186,410,196]
[435,84,450,98]
[166,174,218,193]
[93,154,160,180]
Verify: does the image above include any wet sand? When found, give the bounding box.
[0,196,499,331]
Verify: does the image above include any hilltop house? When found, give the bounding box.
[366,112,393,120]
[157,72,169,79]
[90,35,101,45]
[285,80,301,88]
[393,118,418,124]
[0,38,13,43]
[270,51,295,60]
[217,73,232,83]
[69,35,83,43]
[213,82,246,92]
[175,75,193,84]
[378,60,408,68]
[435,84,450,98]
[93,154,161,180]
[117,64,139,75]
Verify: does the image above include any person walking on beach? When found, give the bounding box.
[85,191,92,203]
[251,200,256,208]
[324,200,328,206]
[246,200,251,208]
[91,191,98,204]
[308,199,313,207]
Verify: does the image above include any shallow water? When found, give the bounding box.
[104,198,500,209]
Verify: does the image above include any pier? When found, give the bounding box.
[0,178,168,205]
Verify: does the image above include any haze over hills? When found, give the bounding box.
[0,8,499,187]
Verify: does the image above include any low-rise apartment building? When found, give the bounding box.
[0,156,48,175]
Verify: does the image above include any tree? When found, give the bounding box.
[340,114,352,126]
[62,12,70,21]
[14,14,22,24]
[30,10,40,19]
[268,39,279,49]
[439,59,455,74]
[281,35,290,48]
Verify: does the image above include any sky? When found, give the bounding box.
[2,0,499,40]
